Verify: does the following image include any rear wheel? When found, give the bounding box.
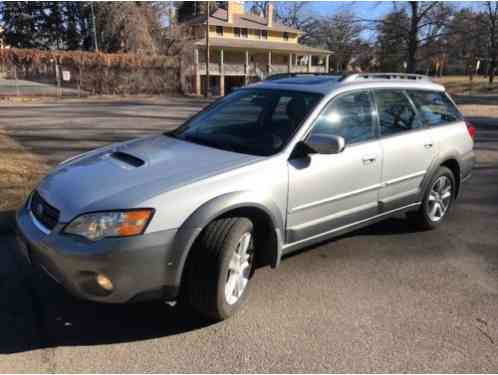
[184,217,255,321]
[408,166,455,230]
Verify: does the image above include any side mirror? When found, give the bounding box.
[304,134,346,155]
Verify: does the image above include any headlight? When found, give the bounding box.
[64,209,154,241]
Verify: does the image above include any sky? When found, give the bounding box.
[246,1,483,40]
[308,1,393,19]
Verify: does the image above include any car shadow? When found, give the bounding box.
[0,212,419,355]
[0,228,215,354]
[281,215,421,262]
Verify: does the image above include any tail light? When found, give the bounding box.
[465,120,476,140]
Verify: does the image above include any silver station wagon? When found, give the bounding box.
[16,73,475,320]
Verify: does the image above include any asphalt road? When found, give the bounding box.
[0,98,497,372]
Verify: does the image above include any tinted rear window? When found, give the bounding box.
[407,90,462,126]
[374,90,423,136]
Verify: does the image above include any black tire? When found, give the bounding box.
[184,217,255,321]
[408,166,456,230]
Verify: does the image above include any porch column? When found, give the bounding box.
[307,54,312,73]
[325,55,330,73]
[244,50,249,86]
[268,50,272,77]
[194,48,201,95]
[288,53,292,73]
[220,48,225,96]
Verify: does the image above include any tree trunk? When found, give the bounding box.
[486,1,497,84]
[489,57,496,84]
[407,1,419,73]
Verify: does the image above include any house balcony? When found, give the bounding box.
[198,62,327,77]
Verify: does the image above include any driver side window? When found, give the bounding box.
[309,91,376,144]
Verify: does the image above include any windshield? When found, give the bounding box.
[170,89,323,156]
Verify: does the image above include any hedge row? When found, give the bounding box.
[0,48,181,95]
[0,48,177,69]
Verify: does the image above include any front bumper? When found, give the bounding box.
[16,203,181,303]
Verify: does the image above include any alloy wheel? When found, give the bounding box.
[426,175,452,222]
[225,232,253,305]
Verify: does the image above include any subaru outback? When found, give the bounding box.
[16,73,475,320]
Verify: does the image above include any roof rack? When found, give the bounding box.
[341,73,432,82]
[265,73,342,81]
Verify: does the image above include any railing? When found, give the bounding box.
[198,63,220,75]
[269,65,288,74]
[198,63,327,76]
[223,63,245,75]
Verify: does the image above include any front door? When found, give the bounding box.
[287,90,382,244]
[372,89,436,211]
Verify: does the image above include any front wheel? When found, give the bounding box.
[408,166,456,230]
[184,217,255,321]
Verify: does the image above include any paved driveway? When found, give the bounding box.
[0,97,497,372]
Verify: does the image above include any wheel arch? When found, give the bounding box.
[171,191,285,292]
[421,155,462,200]
[440,158,461,197]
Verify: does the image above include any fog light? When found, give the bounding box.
[96,273,113,291]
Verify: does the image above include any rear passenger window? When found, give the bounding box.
[374,90,423,136]
[310,91,375,144]
[408,90,462,126]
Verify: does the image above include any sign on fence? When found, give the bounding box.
[62,70,71,81]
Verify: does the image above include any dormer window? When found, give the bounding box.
[216,26,224,36]
[283,32,289,41]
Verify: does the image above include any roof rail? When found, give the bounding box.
[265,73,342,81]
[342,73,431,82]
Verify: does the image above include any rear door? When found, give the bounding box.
[373,89,435,211]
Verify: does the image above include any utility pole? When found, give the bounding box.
[91,2,99,52]
[204,1,210,97]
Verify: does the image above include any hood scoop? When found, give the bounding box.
[110,151,145,167]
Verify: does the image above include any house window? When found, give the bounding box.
[241,28,248,38]
[283,32,289,41]
[216,26,223,36]
[261,30,268,40]
[234,27,241,38]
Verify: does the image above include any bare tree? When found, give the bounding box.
[481,1,498,83]
[274,2,313,30]
[249,1,267,17]
[375,10,409,71]
[306,11,365,72]
[248,1,313,32]
[445,8,485,77]
[365,1,453,73]
[94,2,165,54]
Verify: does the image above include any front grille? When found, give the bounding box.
[30,191,60,230]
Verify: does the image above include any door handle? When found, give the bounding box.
[362,155,377,164]
[424,143,433,149]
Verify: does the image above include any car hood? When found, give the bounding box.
[37,135,261,222]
